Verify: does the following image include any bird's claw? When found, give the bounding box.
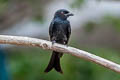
[52,41,56,45]
[66,45,68,47]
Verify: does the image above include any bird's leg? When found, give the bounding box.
[65,44,69,47]
[63,40,68,47]
[52,41,56,45]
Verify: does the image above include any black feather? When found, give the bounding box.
[44,9,73,73]
[44,51,63,73]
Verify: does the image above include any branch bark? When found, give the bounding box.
[0,35,120,73]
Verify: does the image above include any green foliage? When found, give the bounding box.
[103,16,120,32]
[8,44,120,80]
[0,0,8,3]
[0,0,8,13]
[33,15,44,23]
[84,22,96,33]
[70,0,84,8]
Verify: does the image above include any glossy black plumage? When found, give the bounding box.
[44,9,73,73]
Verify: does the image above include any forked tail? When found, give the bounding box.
[44,51,63,73]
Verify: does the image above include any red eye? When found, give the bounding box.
[61,12,64,14]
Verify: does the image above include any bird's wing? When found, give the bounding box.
[49,21,55,40]
[66,22,71,41]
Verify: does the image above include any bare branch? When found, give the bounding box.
[0,35,120,73]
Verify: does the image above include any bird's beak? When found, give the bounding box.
[68,13,74,16]
[66,13,74,17]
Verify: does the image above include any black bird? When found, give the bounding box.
[44,9,73,73]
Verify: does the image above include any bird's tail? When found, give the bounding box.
[44,51,63,73]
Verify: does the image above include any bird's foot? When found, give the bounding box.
[52,41,56,45]
[66,45,69,47]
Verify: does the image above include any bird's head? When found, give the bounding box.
[54,9,74,20]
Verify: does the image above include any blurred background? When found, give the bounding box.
[0,0,120,80]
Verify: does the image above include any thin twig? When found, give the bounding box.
[0,35,120,73]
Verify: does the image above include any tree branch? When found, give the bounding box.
[0,35,120,73]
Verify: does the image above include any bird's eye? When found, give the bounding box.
[61,11,64,14]
[61,11,69,14]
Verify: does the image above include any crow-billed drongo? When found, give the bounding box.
[44,9,73,73]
